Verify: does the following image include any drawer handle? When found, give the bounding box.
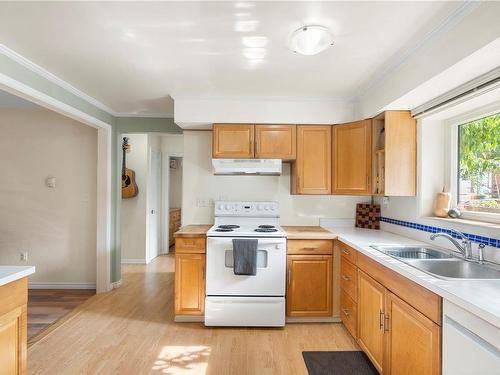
[341,308,349,317]
[302,246,319,250]
[379,310,384,330]
[342,249,350,255]
[341,275,351,281]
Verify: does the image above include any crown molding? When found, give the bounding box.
[0,44,118,115]
[356,1,480,100]
[115,112,174,118]
[172,94,357,104]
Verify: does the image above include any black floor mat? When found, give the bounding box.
[302,351,379,375]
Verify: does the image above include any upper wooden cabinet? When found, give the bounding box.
[255,125,296,160]
[372,111,416,196]
[292,125,332,194]
[332,120,372,195]
[212,124,297,160]
[212,124,254,158]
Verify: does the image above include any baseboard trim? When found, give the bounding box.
[121,259,147,264]
[29,282,96,290]
[174,315,205,323]
[286,316,341,323]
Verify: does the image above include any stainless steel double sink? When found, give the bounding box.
[370,245,500,280]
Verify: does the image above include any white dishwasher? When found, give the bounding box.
[443,300,500,375]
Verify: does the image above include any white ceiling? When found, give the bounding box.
[0,1,460,116]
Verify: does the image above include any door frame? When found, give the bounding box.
[0,76,112,293]
[146,148,162,263]
[160,135,183,254]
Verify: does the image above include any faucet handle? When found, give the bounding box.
[478,243,486,263]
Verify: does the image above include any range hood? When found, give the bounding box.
[212,159,282,175]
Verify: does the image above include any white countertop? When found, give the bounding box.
[324,227,500,328]
[0,266,35,287]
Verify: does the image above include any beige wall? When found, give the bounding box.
[0,108,97,286]
[182,131,367,225]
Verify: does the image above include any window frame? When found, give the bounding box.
[446,105,500,224]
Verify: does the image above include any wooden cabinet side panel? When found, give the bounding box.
[384,111,416,196]
[286,255,333,317]
[332,120,372,195]
[175,254,205,315]
[385,292,441,375]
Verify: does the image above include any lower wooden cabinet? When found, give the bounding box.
[358,270,386,373]
[174,252,205,316]
[0,278,27,375]
[385,292,441,375]
[337,241,442,375]
[286,254,332,317]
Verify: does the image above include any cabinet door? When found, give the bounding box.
[385,292,440,375]
[0,306,26,375]
[357,270,385,373]
[255,125,296,160]
[212,124,254,158]
[286,255,332,317]
[293,126,332,194]
[175,254,206,315]
[332,120,372,195]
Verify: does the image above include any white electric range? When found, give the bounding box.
[205,201,287,327]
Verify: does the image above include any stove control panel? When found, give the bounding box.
[214,201,279,217]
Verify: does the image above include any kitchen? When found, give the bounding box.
[0,1,500,375]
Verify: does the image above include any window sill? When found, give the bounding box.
[423,216,500,231]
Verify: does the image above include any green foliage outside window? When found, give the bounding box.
[459,113,500,212]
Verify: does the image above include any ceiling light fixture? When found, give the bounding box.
[289,25,334,56]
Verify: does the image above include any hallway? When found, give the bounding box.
[28,255,358,374]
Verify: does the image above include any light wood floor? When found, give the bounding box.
[28,255,358,375]
[28,289,95,340]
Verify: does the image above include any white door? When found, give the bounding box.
[147,150,161,262]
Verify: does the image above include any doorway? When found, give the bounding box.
[160,134,184,254]
[120,133,164,264]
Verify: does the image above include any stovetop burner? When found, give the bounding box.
[254,228,278,233]
[218,225,240,229]
[215,228,234,232]
[258,225,276,229]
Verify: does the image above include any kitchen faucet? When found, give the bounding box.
[430,229,473,259]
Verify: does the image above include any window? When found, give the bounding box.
[457,113,500,216]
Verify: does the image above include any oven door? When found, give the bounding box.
[206,237,286,296]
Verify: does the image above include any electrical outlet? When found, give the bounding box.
[382,196,390,206]
[20,252,28,262]
[196,198,213,207]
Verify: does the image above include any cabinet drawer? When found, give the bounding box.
[340,289,357,339]
[341,257,357,300]
[339,241,357,265]
[287,240,333,255]
[175,237,206,254]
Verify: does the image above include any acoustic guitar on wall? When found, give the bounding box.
[122,137,139,199]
